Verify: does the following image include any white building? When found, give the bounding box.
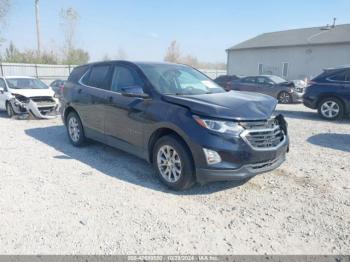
[226,24,350,80]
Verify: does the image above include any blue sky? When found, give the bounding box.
[2,0,350,62]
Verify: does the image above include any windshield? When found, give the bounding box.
[269,75,287,84]
[138,64,225,95]
[6,78,48,89]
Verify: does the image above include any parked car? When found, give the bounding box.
[0,76,59,119]
[50,79,66,96]
[303,66,350,120]
[214,75,242,91]
[61,61,289,190]
[292,79,307,93]
[230,75,304,103]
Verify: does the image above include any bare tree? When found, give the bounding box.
[180,55,199,67]
[59,7,88,64]
[60,7,79,56]
[164,40,181,63]
[35,0,41,54]
[0,0,11,44]
[116,48,127,60]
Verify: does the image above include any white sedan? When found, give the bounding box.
[0,76,59,119]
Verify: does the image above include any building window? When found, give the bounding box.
[258,64,263,75]
[282,63,289,78]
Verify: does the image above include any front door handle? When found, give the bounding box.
[108,96,113,102]
[78,89,82,94]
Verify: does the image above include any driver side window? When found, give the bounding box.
[111,66,144,93]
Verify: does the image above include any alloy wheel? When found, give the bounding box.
[68,116,80,142]
[320,101,340,119]
[157,145,182,183]
[278,92,291,104]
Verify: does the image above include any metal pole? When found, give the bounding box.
[0,63,3,76]
[35,0,41,55]
[35,64,38,78]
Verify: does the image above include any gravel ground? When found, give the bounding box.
[0,104,349,255]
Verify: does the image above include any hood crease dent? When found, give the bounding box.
[163,91,277,121]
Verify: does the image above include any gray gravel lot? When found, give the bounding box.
[0,104,349,254]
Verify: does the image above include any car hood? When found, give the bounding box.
[9,88,54,98]
[163,91,277,121]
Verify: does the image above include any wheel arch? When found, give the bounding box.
[147,127,194,166]
[63,106,79,125]
[316,94,347,112]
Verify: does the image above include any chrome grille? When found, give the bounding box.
[240,118,285,150]
[30,96,56,107]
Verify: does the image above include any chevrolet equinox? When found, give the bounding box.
[61,61,289,190]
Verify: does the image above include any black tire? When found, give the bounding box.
[66,111,86,146]
[278,91,292,104]
[6,102,15,118]
[153,135,195,190]
[317,97,344,120]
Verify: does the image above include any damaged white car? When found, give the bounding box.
[0,76,59,119]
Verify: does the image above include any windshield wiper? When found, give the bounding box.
[162,93,184,96]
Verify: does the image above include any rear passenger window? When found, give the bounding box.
[329,70,350,82]
[83,65,111,89]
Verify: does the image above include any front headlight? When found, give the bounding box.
[193,115,244,136]
[13,94,29,103]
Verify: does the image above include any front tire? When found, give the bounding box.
[278,91,292,104]
[6,102,15,118]
[66,111,86,146]
[318,97,344,120]
[153,135,195,190]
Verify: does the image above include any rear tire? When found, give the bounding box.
[66,111,86,146]
[6,102,15,118]
[317,97,344,120]
[278,91,292,104]
[153,135,195,190]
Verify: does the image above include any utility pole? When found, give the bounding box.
[35,0,41,55]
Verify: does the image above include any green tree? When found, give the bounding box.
[3,41,21,62]
[62,48,89,65]
[2,42,59,64]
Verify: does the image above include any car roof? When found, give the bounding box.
[324,65,350,71]
[75,60,190,68]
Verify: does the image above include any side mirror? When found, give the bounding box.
[0,87,4,93]
[121,86,150,99]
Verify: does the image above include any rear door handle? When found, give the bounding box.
[108,96,113,102]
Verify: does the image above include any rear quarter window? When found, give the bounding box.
[83,65,111,89]
[68,65,89,83]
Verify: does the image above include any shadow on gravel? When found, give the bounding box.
[25,126,244,195]
[307,133,350,153]
[275,109,350,123]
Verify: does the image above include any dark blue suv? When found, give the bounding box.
[61,61,289,190]
[303,66,350,120]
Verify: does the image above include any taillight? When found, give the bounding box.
[59,84,65,94]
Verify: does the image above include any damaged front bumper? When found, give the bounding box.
[9,96,59,119]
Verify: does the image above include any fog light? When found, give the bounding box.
[203,148,222,165]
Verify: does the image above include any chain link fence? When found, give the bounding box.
[0,62,226,84]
